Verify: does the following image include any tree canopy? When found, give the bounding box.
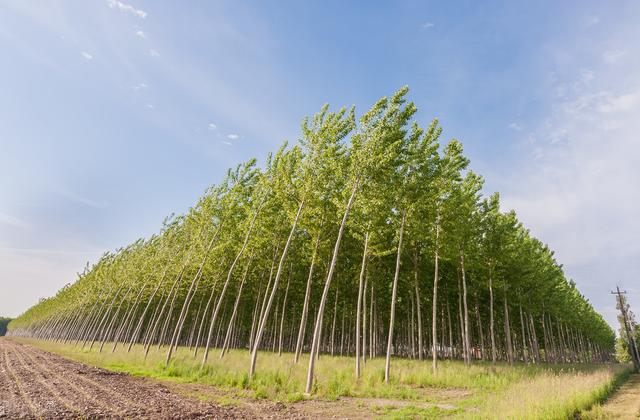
[8,87,615,393]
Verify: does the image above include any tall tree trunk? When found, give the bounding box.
[431,216,440,372]
[410,290,416,359]
[475,300,485,360]
[355,231,370,378]
[457,278,465,359]
[369,284,374,360]
[294,231,321,363]
[362,270,368,363]
[305,181,358,394]
[331,286,339,356]
[413,248,423,360]
[220,257,252,359]
[278,268,292,356]
[201,204,261,367]
[519,305,528,363]
[165,225,223,366]
[385,210,406,384]
[489,269,496,363]
[503,291,513,364]
[460,251,471,364]
[250,200,304,376]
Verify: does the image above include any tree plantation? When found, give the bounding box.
[7,87,615,395]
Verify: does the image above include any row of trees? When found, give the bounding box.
[8,87,614,394]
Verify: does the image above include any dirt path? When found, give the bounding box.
[0,338,247,419]
[590,373,640,419]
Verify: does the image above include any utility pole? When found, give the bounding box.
[612,286,640,371]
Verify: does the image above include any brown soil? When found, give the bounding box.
[0,338,246,419]
[0,338,464,419]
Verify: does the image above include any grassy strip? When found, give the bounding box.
[14,338,628,419]
[578,369,634,419]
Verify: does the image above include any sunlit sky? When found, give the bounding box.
[1,1,639,329]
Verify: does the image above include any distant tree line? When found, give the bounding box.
[8,87,615,393]
[0,317,12,336]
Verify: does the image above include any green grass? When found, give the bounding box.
[14,338,631,419]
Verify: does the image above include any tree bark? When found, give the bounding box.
[431,216,440,372]
[385,211,405,383]
[305,180,358,394]
[355,231,370,378]
[489,270,496,363]
[250,200,304,376]
[460,251,471,364]
[201,204,261,367]
[294,231,321,363]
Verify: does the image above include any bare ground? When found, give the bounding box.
[0,338,464,419]
[0,338,247,419]
[590,373,640,419]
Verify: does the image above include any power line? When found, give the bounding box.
[611,286,640,371]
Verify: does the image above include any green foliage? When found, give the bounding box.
[8,87,615,397]
[0,317,11,336]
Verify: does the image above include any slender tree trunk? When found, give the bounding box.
[294,231,321,363]
[431,217,440,372]
[503,291,513,364]
[250,200,304,376]
[201,203,261,368]
[489,270,496,363]
[355,231,370,378]
[410,291,416,359]
[460,251,471,364]
[127,257,174,352]
[519,305,528,363]
[165,225,223,366]
[385,211,405,383]
[331,287,339,356]
[457,278,465,360]
[476,300,485,360]
[220,257,251,359]
[248,283,264,352]
[369,284,374,360]
[413,248,423,360]
[362,270,368,363]
[306,181,358,394]
[189,299,203,350]
[278,268,292,356]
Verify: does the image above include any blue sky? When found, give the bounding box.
[1,1,639,329]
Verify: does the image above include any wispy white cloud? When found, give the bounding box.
[227,134,239,140]
[149,49,160,57]
[208,123,217,130]
[135,30,147,39]
[508,122,522,131]
[132,82,148,91]
[58,189,107,209]
[585,16,600,27]
[221,141,232,146]
[0,212,31,229]
[106,0,147,19]
[493,19,640,327]
[598,90,640,113]
[602,49,627,64]
[81,51,93,60]
[420,22,435,31]
[146,103,155,109]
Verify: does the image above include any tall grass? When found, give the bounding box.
[16,338,630,418]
